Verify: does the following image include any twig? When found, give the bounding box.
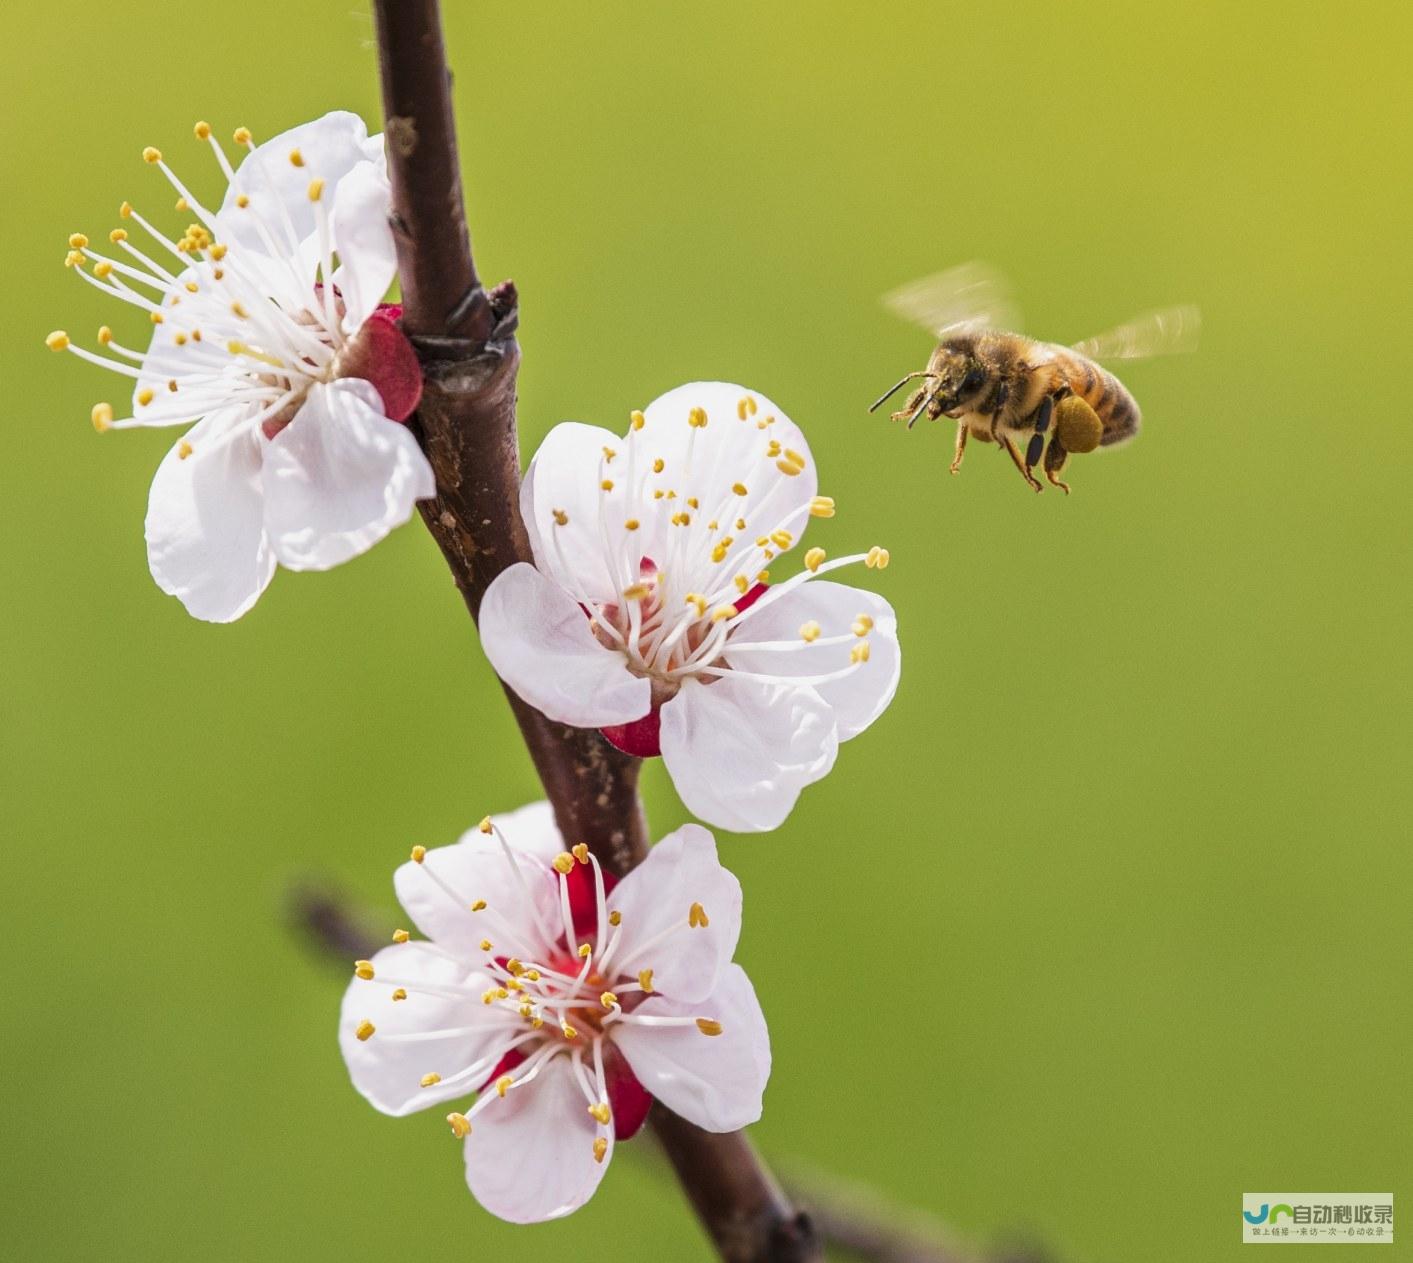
[368,3,819,1258]
[289,886,1054,1263]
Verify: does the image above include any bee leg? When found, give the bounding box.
[949,421,968,474]
[1043,434,1072,494]
[889,386,928,425]
[1000,433,1044,493]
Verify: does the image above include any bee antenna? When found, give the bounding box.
[868,371,929,413]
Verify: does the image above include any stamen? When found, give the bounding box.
[447,1113,472,1138]
[696,1019,724,1036]
[355,1020,375,1041]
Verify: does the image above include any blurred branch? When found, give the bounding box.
[289,885,1056,1263]
[369,3,817,1259]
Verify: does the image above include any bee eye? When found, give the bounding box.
[960,367,984,393]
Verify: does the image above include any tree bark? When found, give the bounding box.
[369,3,820,1258]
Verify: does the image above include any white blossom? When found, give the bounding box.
[340,802,769,1223]
[47,111,434,621]
[480,383,900,831]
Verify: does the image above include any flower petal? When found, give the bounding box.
[639,381,818,557]
[463,1052,610,1223]
[339,945,509,1117]
[329,160,397,331]
[480,563,652,728]
[393,830,561,963]
[261,379,435,570]
[217,111,377,255]
[613,963,770,1133]
[605,824,740,1004]
[144,412,276,622]
[659,676,838,833]
[726,580,900,740]
[521,421,634,600]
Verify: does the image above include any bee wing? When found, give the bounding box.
[881,262,1021,337]
[1071,304,1201,361]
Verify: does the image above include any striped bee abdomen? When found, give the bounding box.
[1057,351,1141,447]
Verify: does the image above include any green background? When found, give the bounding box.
[2,2,1408,1259]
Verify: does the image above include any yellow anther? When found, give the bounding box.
[470,899,487,912]
[136,388,155,407]
[865,546,891,569]
[119,201,133,218]
[526,969,541,981]
[532,1017,545,1029]
[600,479,614,491]
[622,582,651,601]
[519,1003,533,1018]
[731,482,749,497]
[711,604,738,623]
[174,333,187,346]
[150,312,164,325]
[495,1075,514,1098]
[696,1018,724,1036]
[288,148,305,168]
[64,250,85,268]
[410,845,427,863]
[687,496,700,510]
[737,517,748,531]
[175,197,189,213]
[624,518,640,531]
[552,852,575,876]
[45,331,70,351]
[481,988,497,1004]
[209,243,228,261]
[593,1137,608,1163]
[608,911,622,927]
[562,1023,579,1040]
[230,301,248,319]
[391,988,408,1001]
[235,194,250,209]
[495,987,509,1000]
[354,959,375,980]
[194,121,212,140]
[746,396,759,416]
[757,569,770,582]
[447,1112,471,1139]
[505,958,524,976]
[810,495,836,518]
[578,943,593,959]
[800,621,822,644]
[420,1072,441,1088]
[805,547,826,573]
[852,614,874,637]
[599,992,618,1010]
[167,380,179,394]
[602,445,617,462]
[850,640,872,664]
[587,1102,612,1124]
[630,409,646,430]
[776,458,804,477]
[183,280,198,294]
[392,927,410,944]
[688,406,708,428]
[68,232,90,249]
[552,508,568,526]
[770,530,794,550]
[233,127,252,146]
[766,439,782,457]
[477,816,493,834]
[652,458,665,474]
[479,939,493,952]
[355,1020,375,1042]
[307,177,326,202]
[689,901,710,928]
[191,330,202,341]
[106,228,127,246]
[710,542,730,564]
[684,593,707,617]
[734,575,749,594]
[638,968,654,993]
[96,326,114,346]
[90,403,114,433]
[142,146,162,164]
[506,978,523,993]
[572,843,590,865]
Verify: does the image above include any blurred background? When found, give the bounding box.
[2,2,1408,1260]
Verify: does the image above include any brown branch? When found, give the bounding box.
[289,887,1051,1263]
[369,3,818,1259]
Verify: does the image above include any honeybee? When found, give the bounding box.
[869,263,1199,493]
